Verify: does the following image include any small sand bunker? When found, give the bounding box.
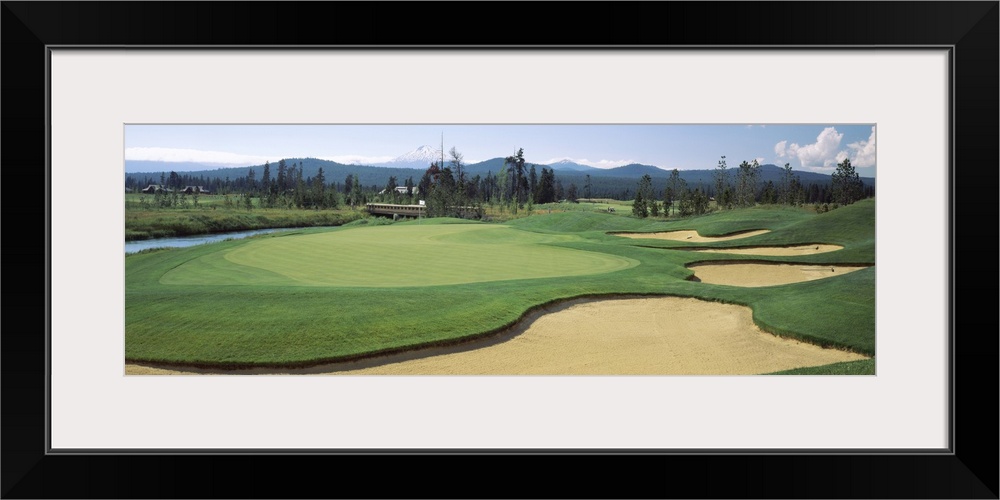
[688,262,869,287]
[690,244,843,256]
[616,229,770,242]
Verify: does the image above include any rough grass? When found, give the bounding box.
[126,199,876,372]
[125,206,364,240]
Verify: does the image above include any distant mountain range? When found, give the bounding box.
[125,145,874,195]
[354,150,606,174]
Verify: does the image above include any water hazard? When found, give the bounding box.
[125,228,299,254]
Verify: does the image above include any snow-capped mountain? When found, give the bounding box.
[376,145,444,169]
[394,145,442,163]
[547,160,601,172]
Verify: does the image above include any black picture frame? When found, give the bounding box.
[4,2,997,498]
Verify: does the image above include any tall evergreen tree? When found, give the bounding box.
[714,156,730,209]
[529,165,538,203]
[633,174,653,218]
[831,158,864,206]
[778,163,793,205]
[536,167,556,204]
[277,159,288,192]
[350,174,362,208]
[735,159,760,208]
[504,148,528,207]
[667,169,685,217]
[313,167,326,207]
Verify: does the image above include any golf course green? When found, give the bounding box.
[125,199,877,374]
[162,224,638,287]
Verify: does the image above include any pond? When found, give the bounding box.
[125,228,301,254]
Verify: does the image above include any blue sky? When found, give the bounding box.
[125,124,876,177]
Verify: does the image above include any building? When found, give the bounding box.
[378,186,417,196]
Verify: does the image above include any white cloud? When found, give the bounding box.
[754,157,765,165]
[847,126,876,168]
[541,157,637,169]
[800,166,831,173]
[773,127,845,170]
[322,155,395,165]
[125,147,272,166]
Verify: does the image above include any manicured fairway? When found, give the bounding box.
[126,199,877,373]
[161,224,638,287]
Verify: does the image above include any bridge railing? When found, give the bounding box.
[365,203,427,216]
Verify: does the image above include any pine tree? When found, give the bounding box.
[713,156,729,209]
[831,158,864,206]
[632,174,652,218]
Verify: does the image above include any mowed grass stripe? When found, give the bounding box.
[163,224,638,287]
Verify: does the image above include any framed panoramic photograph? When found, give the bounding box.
[122,122,877,378]
[6,1,997,498]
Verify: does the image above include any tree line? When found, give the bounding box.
[409,147,583,218]
[126,150,871,217]
[632,156,871,218]
[126,147,584,217]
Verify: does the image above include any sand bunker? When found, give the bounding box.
[615,229,770,242]
[688,262,869,287]
[689,244,843,256]
[126,297,868,375]
[331,297,865,375]
[125,297,868,376]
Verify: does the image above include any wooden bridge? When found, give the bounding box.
[366,203,426,218]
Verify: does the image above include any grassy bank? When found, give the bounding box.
[125,205,366,240]
[126,199,876,373]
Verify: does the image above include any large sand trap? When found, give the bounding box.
[615,229,770,242]
[336,297,867,375]
[688,262,869,287]
[125,297,868,375]
[689,244,843,256]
